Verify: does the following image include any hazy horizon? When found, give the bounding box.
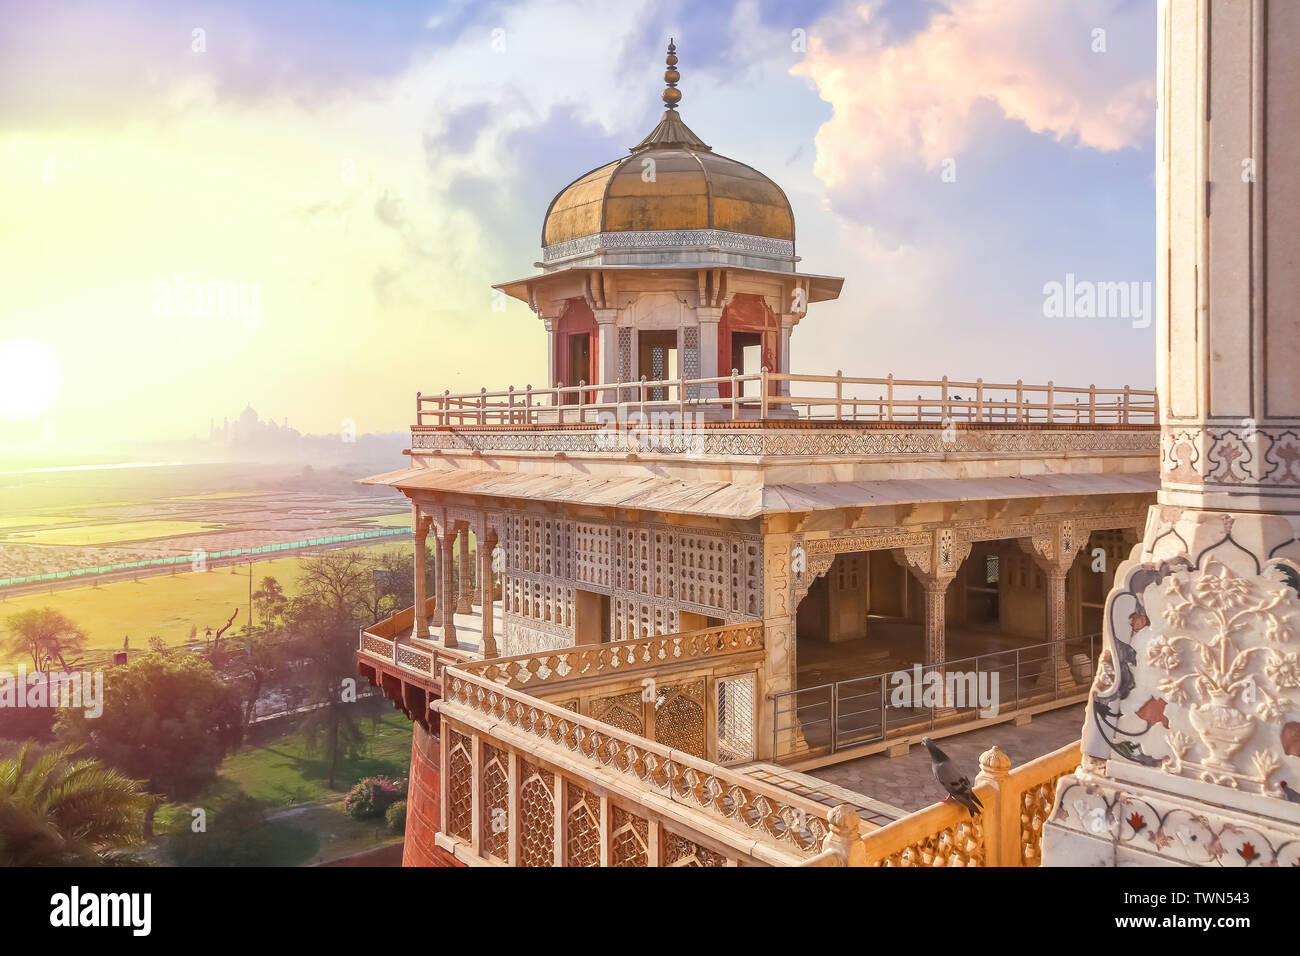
[1,0,1159,449]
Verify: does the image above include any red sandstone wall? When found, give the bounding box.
[403,721,463,867]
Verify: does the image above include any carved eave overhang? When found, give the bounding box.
[492,263,844,317]
[760,473,1159,514]
[361,467,1157,522]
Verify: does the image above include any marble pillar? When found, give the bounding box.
[456,526,472,614]
[478,530,497,658]
[412,507,431,641]
[1043,0,1300,866]
[438,528,458,648]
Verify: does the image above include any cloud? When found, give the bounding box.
[0,0,1161,446]
[792,0,1155,188]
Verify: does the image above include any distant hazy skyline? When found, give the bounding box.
[0,0,1158,452]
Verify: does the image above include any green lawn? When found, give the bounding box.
[158,709,413,866]
[222,710,414,807]
[0,541,406,668]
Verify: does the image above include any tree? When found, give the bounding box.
[217,629,294,730]
[0,698,56,742]
[295,551,373,616]
[251,576,288,627]
[285,551,377,788]
[165,792,294,867]
[57,652,242,802]
[0,743,155,866]
[4,608,86,673]
[204,607,239,654]
[286,593,364,789]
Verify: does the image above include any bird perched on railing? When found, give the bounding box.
[922,736,984,817]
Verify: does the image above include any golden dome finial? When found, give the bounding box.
[662,38,681,110]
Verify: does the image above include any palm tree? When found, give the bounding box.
[0,742,156,866]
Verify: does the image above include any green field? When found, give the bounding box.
[0,515,89,530]
[351,512,411,528]
[167,492,266,501]
[0,541,405,668]
[8,519,215,546]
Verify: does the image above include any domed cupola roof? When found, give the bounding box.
[540,41,796,273]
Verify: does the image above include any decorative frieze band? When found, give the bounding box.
[1163,424,1300,491]
[542,229,795,263]
[412,427,1159,459]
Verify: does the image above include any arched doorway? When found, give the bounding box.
[718,293,778,399]
[555,298,597,402]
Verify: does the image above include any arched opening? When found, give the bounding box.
[555,298,597,402]
[718,293,778,399]
[794,551,918,690]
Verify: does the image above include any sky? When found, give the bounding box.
[0,0,1159,453]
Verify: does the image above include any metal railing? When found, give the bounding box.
[772,634,1099,762]
[415,372,1157,428]
[0,527,408,589]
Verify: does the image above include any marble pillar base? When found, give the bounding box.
[1044,759,1300,866]
[1042,506,1300,866]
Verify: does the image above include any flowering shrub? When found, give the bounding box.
[344,775,407,820]
[386,800,407,834]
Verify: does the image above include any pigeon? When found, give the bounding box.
[922,736,984,817]
[1279,781,1300,804]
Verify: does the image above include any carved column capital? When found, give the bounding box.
[1019,519,1078,573]
[893,527,970,584]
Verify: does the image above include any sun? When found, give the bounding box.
[0,339,62,422]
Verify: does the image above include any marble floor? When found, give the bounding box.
[795,619,1083,688]
[808,703,1086,813]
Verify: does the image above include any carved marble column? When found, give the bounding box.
[478,529,497,658]
[1019,520,1079,692]
[758,532,798,761]
[1044,1,1300,867]
[456,526,472,614]
[777,312,793,397]
[894,528,971,667]
[543,318,556,390]
[437,528,458,648]
[918,577,950,665]
[594,307,618,404]
[696,306,721,401]
[411,506,432,641]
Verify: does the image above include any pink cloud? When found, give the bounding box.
[792,0,1156,186]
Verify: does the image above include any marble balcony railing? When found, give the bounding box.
[415,371,1158,429]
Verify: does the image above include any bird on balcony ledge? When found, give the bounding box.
[923,736,984,817]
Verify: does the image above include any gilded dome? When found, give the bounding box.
[539,41,797,271]
[541,136,796,247]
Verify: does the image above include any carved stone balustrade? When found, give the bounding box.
[804,741,1080,867]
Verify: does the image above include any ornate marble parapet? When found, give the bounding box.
[411,424,1158,461]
